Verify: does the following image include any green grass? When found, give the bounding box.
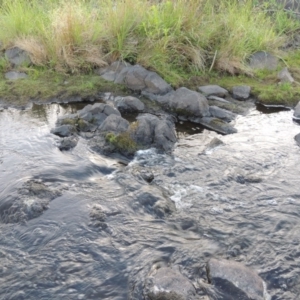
[0,69,128,107]
[1,0,300,105]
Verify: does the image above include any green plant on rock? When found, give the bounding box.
[105,131,137,153]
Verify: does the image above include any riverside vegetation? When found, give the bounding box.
[1,0,300,106]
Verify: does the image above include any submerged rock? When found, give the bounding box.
[207,258,266,300]
[144,267,197,300]
[232,85,251,100]
[134,187,176,218]
[198,85,228,97]
[0,180,62,224]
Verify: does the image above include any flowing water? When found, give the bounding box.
[1,101,300,299]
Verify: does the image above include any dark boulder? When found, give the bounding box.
[132,114,177,152]
[58,136,79,151]
[207,258,266,300]
[198,85,228,97]
[209,106,237,122]
[98,114,130,133]
[114,96,145,112]
[157,87,210,119]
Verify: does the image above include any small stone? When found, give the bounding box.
[51,125,76,137]
[5,71,28,80]
[278,67,294,84]
[248,51,278,70]
[58,136,78,151]
[232,85,251,100]
[114,96,145,112]
[198,85,228,97]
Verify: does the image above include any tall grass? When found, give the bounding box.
[0,0,299,83]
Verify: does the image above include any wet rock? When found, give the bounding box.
[5,47,32,67]
[131,167,155,183]
[248,51,278,71]
[294,133,300,146]
[58,136,79,151]
[5,71,28,80]
[207,95,230,103]
[293,101,300,119]
[89,204,107,230]
[132,114,177,152]
[232,85,251,100]
[98,114,130,133]
[0,180,62,224]
[135,188,175,218]
[193,117,237,135]
[144,267,197,300]
[114,96,145,112]
[198,85,228,97]
[209,106,237,122]
[207,258,266,300]
[157,87,210,118]
[278,67,294,84]
[51,124,76,137]
[205,137,224,152]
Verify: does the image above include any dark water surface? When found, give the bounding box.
[1,103,300,299]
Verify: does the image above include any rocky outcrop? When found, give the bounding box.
[248,51,278,71]
[97,62,172,95]
[207,258,267,300]
[5,47,32,67]
[144,267,197,300]
[232,85,251,100]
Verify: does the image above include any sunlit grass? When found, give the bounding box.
[0,0,299,85]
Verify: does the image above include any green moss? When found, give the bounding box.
[0,68,128,107]
[105,131,137,153]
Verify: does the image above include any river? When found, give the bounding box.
[0,101,300,299]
